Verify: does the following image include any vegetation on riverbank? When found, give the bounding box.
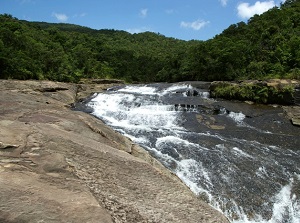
[0,0,299,83]
[209,80,298,104]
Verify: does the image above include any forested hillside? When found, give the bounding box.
[0,0,299,83]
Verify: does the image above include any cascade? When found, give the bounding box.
[85,83,300,223]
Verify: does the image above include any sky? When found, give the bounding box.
[1,0,287,41]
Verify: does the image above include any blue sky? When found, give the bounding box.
[1,0,286,41]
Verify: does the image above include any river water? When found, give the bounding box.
[84,82,300,223]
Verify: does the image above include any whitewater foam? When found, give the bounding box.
[228,111,246,124]
[162,84,192,95]
[232,147,253,159]
[117,85,158,95]
[256,166,269,178]
[175,159,211,195]
[231,177,300,223]
[270,178,300,223]
[156,136,200,149]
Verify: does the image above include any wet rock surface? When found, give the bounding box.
[0,80,229,223]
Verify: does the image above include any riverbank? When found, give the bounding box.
[0,80,229,223]
[209,79,300,126]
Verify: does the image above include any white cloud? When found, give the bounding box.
[180,19,210,31]
[139,8,148,18]
[52,12,68,22]
[127,27,152,34]
[219,0,228,7]
[237,1,276,19]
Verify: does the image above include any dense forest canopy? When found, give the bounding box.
[0,0,299,83]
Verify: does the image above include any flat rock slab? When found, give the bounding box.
[0,80,229,223]
[283,106,300,126]
[292,118,300,126]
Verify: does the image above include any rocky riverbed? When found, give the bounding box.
[0,80,229,223]
[81,81,300,222]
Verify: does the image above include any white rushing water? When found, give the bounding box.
[233,177,300,223]
[87,83,300,223]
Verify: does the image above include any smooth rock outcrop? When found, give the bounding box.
[0,80,229,223]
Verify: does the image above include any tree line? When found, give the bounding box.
[0,0,299,83]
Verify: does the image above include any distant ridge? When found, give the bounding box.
[0,0,299,83]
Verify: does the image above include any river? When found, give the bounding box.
[83,82,300,223]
